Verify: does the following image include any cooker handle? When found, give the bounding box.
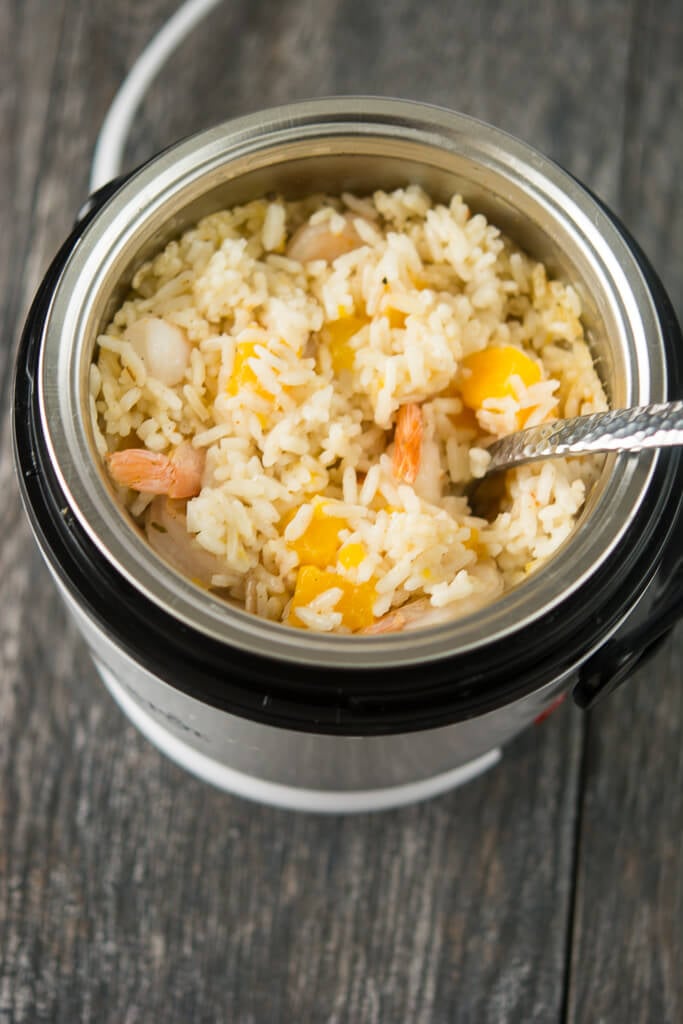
[573,555,683,709]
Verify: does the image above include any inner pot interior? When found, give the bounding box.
[43,105,663,669]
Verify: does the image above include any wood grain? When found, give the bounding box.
[1,694,584,1024]
[567,2,683,1020]
[121,0,634,203]
[0,0,680,1021]
[567,637,683,1024]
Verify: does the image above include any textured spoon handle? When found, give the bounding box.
[486,400,683,473]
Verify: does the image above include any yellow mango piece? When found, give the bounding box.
[321,316,368,373]
[227,341,272,399]
[338,542,366,570]
[460,346,542,410]
[337,578,377,630]
[462,526,483,555]
[289,504,341,569]
[288,566,376,631]
[410,273,430,290]
[384,308,407,329]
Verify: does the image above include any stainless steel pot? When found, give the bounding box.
[13,99,683,811]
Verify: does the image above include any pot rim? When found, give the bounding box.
[37,97,665,670]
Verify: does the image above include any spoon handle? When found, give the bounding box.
[485,400,683,473]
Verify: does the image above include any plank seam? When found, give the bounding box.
[558,715,591,1024]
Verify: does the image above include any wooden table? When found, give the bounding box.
[1,1,681,1020]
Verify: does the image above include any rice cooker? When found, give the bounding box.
[13,99,683,812]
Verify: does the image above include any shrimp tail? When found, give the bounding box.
[106,449,175,495]
[392,403,423,484]
[106,441,204,498]
[168,442,205,498]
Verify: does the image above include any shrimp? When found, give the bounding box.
[106,441,205,498]
[145,496,224,586]
[126,317,190,387]
[392,403,423,485]
[363,598,455,634]
[412,410,444,504]
[287,213,362,263]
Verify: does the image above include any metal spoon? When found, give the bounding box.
[480,399,683,476]
[462,399,683,517]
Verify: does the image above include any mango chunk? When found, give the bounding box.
[338,542,366,570]
[463,526,487,555]
[288,565,376,631]
[321,316,368,373]
[227,341,272,399]
[409,271,430,290]
[384,308,407,329]
[289,504,341,569]
[460,346,541,410]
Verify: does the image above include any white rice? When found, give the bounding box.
[92,186,608,634]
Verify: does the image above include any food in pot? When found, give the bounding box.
[90,187,607,633]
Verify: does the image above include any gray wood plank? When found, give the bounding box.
[121,0,634,203]
[567,636,683,1024]
[2,651,585,1024]
[1,0,668,1021]
[0,0,68,374]
[618,0,683,314]
[0,1,179,1018]
[567,1,683,1019]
